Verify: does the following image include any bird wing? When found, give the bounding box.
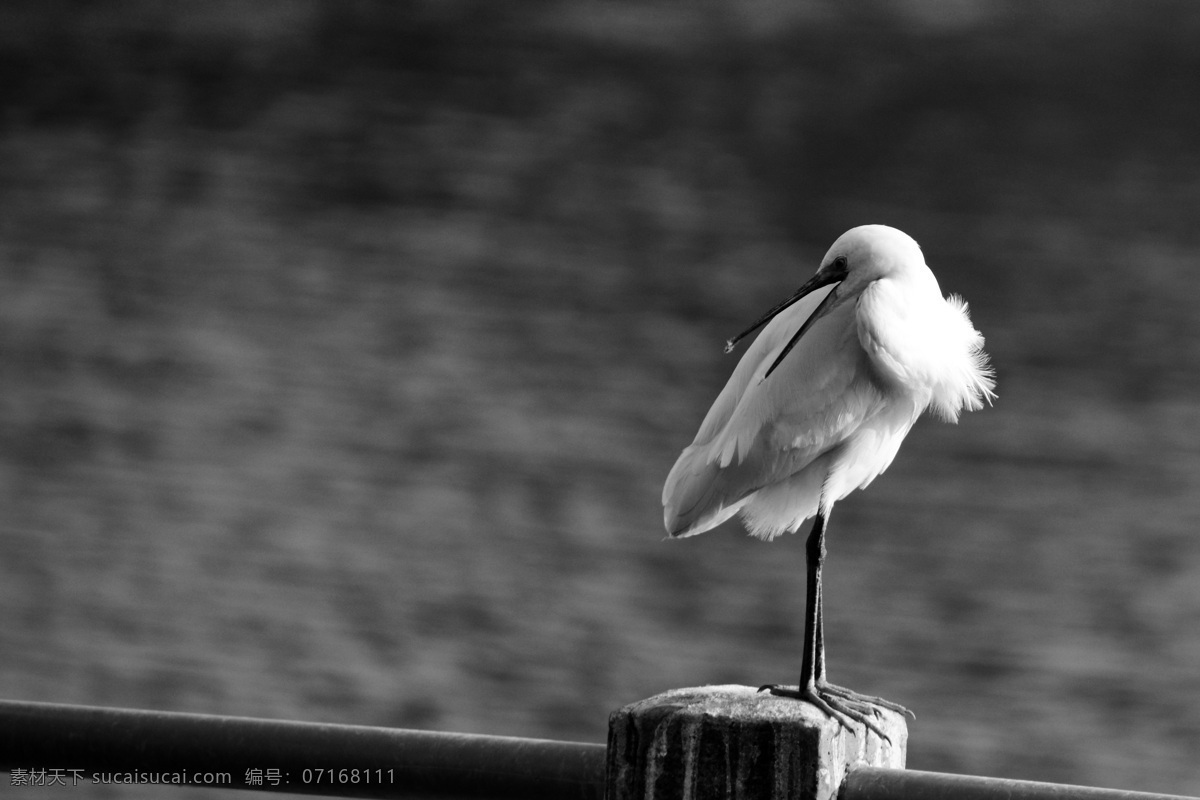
[664,286,884,537]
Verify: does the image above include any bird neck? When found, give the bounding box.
[853,278,940,399]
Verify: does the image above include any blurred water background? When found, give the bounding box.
[3,1,1200,797]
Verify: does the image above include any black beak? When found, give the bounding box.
[725,263,848,379]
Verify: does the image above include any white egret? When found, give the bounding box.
[663,225,994,736]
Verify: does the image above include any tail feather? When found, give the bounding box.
[662,445,746,537]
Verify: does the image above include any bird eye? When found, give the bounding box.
[833,256,848,270]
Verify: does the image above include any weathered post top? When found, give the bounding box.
[606,685,906,800]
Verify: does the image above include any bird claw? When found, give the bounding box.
[820,681,914,719]
[758,682,908,742]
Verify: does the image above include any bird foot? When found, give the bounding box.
[819,681,914,718]
[757,682,910,742]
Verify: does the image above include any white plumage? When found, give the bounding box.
[664,224,995,541]
[662,226,994,734]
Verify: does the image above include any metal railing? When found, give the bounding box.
[0,699,605,799]
[3,698,1198,800]
[841,767,1197,800]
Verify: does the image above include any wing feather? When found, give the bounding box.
[663,287,882,536]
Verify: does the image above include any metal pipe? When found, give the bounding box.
[841,767,1200,800]
[0,699,606,799]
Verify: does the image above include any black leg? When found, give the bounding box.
[814,569,827,684]
[760,507,912,740]
[798,510,827,691]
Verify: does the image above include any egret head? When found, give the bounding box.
[819,225,926,292]
[725,225,927,378]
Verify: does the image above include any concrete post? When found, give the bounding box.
[606,685,906,800]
